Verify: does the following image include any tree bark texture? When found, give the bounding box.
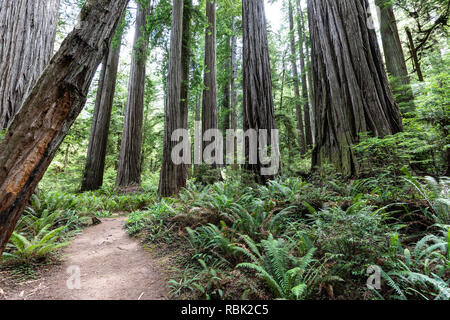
[230,18,238,169]
[376,0,415,113]
[0,0,129,255]
[202,0,218,160]
[158,0,186,197]
[116,1,151,188]
[180,0,192,131]
[0,0,60,129]
[296,0,313,148]
[288,0,306,156]
[242,0,278,183]
[81,35,122,191]
[308,0,403,176]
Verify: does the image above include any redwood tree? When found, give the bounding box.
[158,0,186,197]
[116,1,151,188]
[288,0,306,156]
[0,0,60,129]
[308,0,403,176]
[242,0,279,183]
[296,0,313,148]
[202,0,218,164]
[230,16,238,169]
[376,0,415,113]
[0,0,129,255]
[81,31,123,191]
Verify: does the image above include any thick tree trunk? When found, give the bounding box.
[158,0,186,197]
[242,0,279,183]
[376,0,415,113]
[296,0,313,148]
[116,1,151,188]
[81,35,122,191]
[0,0,60,129]
[0,0,129,256]
[288,0,306,156]
[202,0,218,164]
[308,0,403,176]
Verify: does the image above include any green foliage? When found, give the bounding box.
[168,267,201,298]
[403,172,450,225]
[379,227,450,300]
[236,234,333,300]
[186,224,234,264]
[306,196,389,276]
[126,198,176,236]
[3,226,69,264]
[0,128,6,144]
[193,164,223,185]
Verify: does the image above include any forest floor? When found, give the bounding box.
[0,217,168,300]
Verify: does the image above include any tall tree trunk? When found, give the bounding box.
[376,0,415,113]
[202,0,218,164]
[194,92,202,171]
[0,0,60,129]
[180,0,192,131]
[230,17,238,169]
[288,0,306,156]
[116,1,151,188]
[81,34,122,191]
[405,27,424,82]
[222,36,232,151]
[308,0,403,176]
[158,0,186,197]
[306,48,315,146]
[242,0,279,183]
[296,0,313,148]
[278,49,288,112]
[0,0,129,256]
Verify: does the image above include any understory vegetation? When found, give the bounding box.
[122,167,448,300]
[1,0,448,302]
[2,66,449,298]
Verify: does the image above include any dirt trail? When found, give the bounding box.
[4,217,168,300]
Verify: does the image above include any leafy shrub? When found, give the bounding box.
[3,226,69,264]
[404,173,449,225]
[235,234,334,300]
[307,197,389,276]
[378,227,449,300]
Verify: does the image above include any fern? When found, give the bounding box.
[236,234,325,300]
[3,225,69,264]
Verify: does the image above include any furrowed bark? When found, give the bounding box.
[0,0,60,129]
[376,0,415,113]
[296,0,313,148]
[0,0,130,255]
[230,17,238,169]
[242,0,279,183]
[308,0,403,177]
[81,33,122,191]
[222,36,232,158]
[158,0,186,197]
[180,0,192,132]
[202,0,218,165]
[288,0,306,156]
[116,1,152,188]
